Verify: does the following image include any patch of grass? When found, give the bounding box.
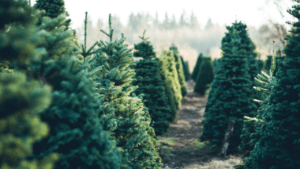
[181,139,206,152]
[157,137,178,146]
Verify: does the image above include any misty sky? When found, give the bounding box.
[33,0,295,29]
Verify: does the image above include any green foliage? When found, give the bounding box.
[28,14,121,169]
[34,0,71,29]
[158,50,182,123]
[200,26,256,154]
[192,53,203,80]
[132,32,172,136]
[264,55,272,73]
[181,57,190,81]
[194,57,214,95]
[170,44,187,97]
[257,59,264,72]
[88,18,162,169]
[0,1,59,168]
[236,3,300,168]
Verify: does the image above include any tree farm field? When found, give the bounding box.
[157,80,242,169]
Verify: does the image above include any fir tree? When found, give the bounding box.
[257,59,264,73]
[192,53,203,80]
[0,1,59,168]
[132,31,172,135]
[212,58,221,74]
[194,57,214,95]
[237,3,300,168]
[181,56,190,81]
[88,16,162,169]
[29,14,122,169]
[170,44,187,97]
[158,50,182,122]
[264,55,272,73]
[200,27,256,153]
[34,0,71,29]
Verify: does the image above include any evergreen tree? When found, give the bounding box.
[158,50,182,123]
[0,1,59,168]
[212,58,220,74]
[29,14,122,169]
[192,53,203,80]
[132,31,172,135]
[170,44,187,97]
[200,27,256,154]
[181,56,190,81]
[237,4,300,168]
[88,16,162,169]
[34,0,71,29]
[264,55,272,73]
[257,59,264,73]
[194,57,214,95]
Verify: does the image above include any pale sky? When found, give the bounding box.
[32,0,295,29]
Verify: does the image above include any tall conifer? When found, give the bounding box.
[88,16,162,169]
[200,26,256,153]
[192,53,203,80]
[194,57,214,95]
[132,31,172,135]
[236,2,300,168]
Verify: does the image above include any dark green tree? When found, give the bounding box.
[257,59,264,72]
[192,53,203,80]
[29,14,122,169]
[200,27,256,154]
[0,1,59,168]
[88,17,162,169]
[264,55,272,73]
[170,44,187,97]
[34,0,71,29]
[181,56,190,81]
[132,31,172,135]
[236,3,300,168]
[158,50,182,122]
[194,57,214,95]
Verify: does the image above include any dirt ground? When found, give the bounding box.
[157,80,242,169]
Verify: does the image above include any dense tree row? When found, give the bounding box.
[0,0,189,168]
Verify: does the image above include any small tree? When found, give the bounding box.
[194,57,214,95]
[181,56,190,81]
[158,50,182,122]
[264,55,272,73]
[132,31,172,135]
[170,44,187,97]
[192,53,203,80]
[88,16,162,169]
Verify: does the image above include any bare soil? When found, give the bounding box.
[157,80,242,169]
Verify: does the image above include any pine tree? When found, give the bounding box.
[132,31,172,135]
[0,1,59,168]
[200,26,256,154]
[29,14,122,169]
[194,57,214,95]
[192,53,203,80]
[264,55,272,73]
[34,0,71,29]
[170,44,187,97]
[158,50,182,122]
[257,59,264,73]
[181,56,190,81]
[88,16,162,169]
[237,3,300,168]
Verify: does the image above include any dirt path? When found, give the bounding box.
[157,80,242,169]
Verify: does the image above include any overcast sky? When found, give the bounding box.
[33,0,295,29]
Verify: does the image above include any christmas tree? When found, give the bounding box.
[236,3,300,168]
[192,53,203,80]
[170,44,187,97]
[132,31,172,135]
[194,57,214,95]
[88,16,162,169]
[0,1,59,168]
[29,14,122,169]
[181,56,190,81]
[34,0,71,29]
[200,26,256,153]
[264,55,272,73]
[158,50,182,122]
